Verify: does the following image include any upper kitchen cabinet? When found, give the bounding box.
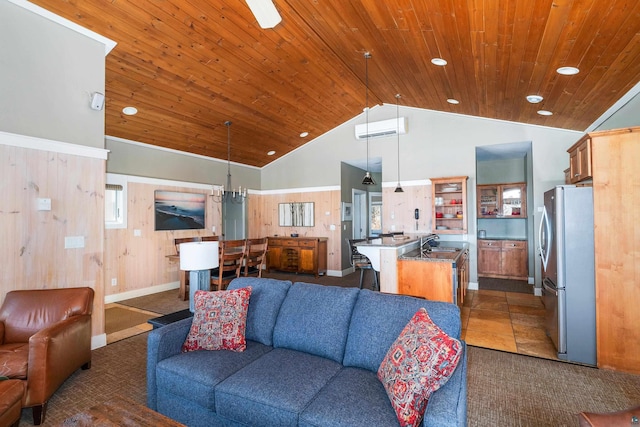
[567,136,592,183]
[432,176,468,234]
[477,183,527,218]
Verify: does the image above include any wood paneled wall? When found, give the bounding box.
[0,144,105,338]
[104,181,222,297]
[248,190,342,272]
[381,183,433,235]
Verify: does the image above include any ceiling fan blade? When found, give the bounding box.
[245,0,282,29]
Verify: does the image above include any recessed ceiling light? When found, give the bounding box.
[556,66,580,76]
[122,106,138,115]
[537,110,553,116]
[299,132,309,138]
[431,58,447,66]
[267,150,276,156]
[447,98,459,104]
[526,95,544,104]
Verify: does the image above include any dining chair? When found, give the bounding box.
[174,237,201,300]
[347,238,379,290]
[211,239,246,291]
[200,235,220,242]
[243,237,268,277]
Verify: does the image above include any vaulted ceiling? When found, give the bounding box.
[31,0,640,167]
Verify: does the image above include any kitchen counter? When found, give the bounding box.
[398,241,470,305]
[400,241,469,265]
[478,237,527,241]
[355,235,423,293]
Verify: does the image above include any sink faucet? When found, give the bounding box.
[420,233,439,249]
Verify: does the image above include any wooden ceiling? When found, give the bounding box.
[31,0,640,168]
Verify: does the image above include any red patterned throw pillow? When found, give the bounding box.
[377,307,462,427]
[182,287,252,352]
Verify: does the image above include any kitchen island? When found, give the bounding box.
[355,235,422,293]
[398,241,470,305]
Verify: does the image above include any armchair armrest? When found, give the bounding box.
[26,314,92,406]
[0,321,4,344]
[146,317,192,410]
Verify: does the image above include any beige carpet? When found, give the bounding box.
[17,333,640,426]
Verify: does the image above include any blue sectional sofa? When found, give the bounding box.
[147,277,467,427]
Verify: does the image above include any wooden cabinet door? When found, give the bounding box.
[477,240,501,276]
[279,247,299,272]
[568,137,592,183]
[267,246,282,271]
[298,247,316,273]
[501,240,527,279]
[477,185,499,217]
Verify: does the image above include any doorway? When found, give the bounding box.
[352,189,367,239]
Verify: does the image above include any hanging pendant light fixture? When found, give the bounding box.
[362,52,375,186]
[394,93,404,193]
[222,121,246,203]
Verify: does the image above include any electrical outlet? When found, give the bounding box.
[111,278,117,286]
[134,229,142,237]
[64,236,85,249]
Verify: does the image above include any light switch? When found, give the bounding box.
[329,224,336,231]
[64,236,85,249]
[37,198,51,211]
[134,229,142,237]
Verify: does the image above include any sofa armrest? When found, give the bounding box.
[27,315,92,405]
[422,341,467,427]
[0,321,4,344]
[146,317,192,410]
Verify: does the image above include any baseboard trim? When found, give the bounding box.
[92,333,107,350]
[467,281,479,291]
[105,282,179,304]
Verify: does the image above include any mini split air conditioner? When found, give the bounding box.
[355,117,407,140]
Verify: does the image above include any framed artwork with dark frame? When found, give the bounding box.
[341,202,353,221]
[154,190,206,231]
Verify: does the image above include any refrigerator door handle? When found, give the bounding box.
[539,206,551,272]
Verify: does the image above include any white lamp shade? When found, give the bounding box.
[179,241,219,271]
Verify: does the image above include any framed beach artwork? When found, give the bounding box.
[154,190,206,231]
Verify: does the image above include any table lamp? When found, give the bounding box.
[179,241,219,312]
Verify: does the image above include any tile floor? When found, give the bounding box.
[461,289,558,360]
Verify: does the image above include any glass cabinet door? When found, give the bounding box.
[502,185,524,217]
[478,186,499,217]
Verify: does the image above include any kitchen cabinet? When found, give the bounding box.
[431,176,468,234]
[477,183,527,218]
[477,239,527,280]
[397,249,469,306]
[267,237,327,277]
[583,127,640,374]
[567,136,592,183]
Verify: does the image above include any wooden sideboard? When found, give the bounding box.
[267,237,328,277]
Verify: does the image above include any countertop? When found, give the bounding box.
[400,241,469,264]
[354,235,422,248]
[478,237,527,241]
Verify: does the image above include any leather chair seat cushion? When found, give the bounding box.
[578,405,640,426]
[0,379,25,426]
[0,344,29,379]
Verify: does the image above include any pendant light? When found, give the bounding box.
[394,93,404,193]
[362,52,375,185]
[222,121,246,203]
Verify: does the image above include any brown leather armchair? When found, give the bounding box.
[0,287,94,425]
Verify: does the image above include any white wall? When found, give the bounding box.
[0,1,105,148]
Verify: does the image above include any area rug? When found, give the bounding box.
[117,290,190,315]
[478,277,532,294]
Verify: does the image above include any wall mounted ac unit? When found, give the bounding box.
[355,117,407,140]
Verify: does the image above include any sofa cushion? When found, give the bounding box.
[299,367,400,427]
[0,343,29,379]
[378,307,462,427]
[273,282,359,363]
[182,287,252,352]
[156,340,272,411]
[227,277,291,346]
[216,348,343,426]
[343,289,461,372]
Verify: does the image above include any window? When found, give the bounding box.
[105,174,127,229]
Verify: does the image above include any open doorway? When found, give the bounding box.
[352,189,367,239]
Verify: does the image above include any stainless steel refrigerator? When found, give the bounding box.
[538,185,596,366]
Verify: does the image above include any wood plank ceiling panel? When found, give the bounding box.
[26,0,640,167]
